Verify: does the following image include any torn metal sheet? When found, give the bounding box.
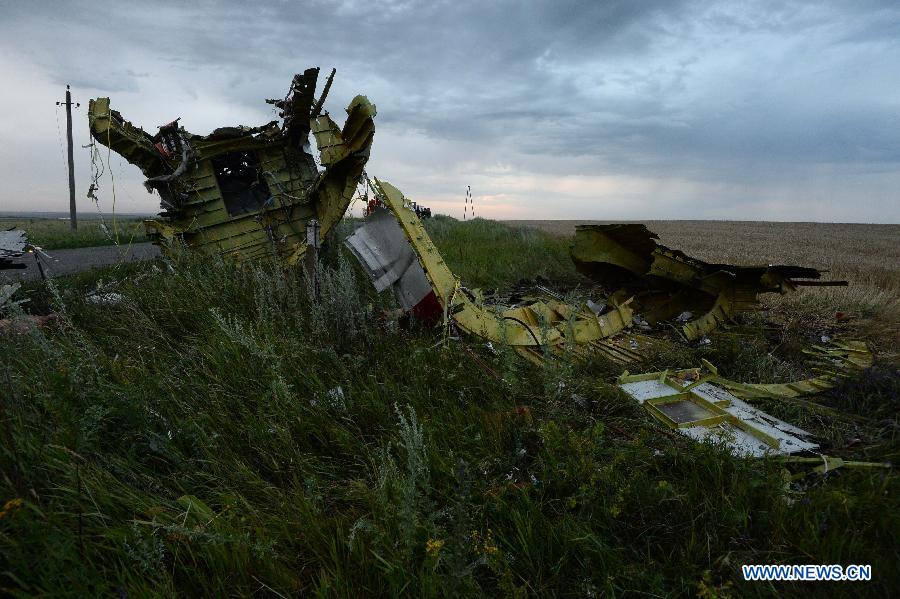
[617,370,818,457]
[88,68,376,265]
[571,224,847,340]
[359,179,635,350]
[0,230,27,270]
[0,283,22,311]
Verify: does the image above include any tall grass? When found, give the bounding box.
[0,218,896,597]
[425,216,580,288]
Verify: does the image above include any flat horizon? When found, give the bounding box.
[2,211,897,226]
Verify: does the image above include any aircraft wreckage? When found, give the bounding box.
[1,230,38,311]
[1,231,27,269]
[346,180,876,463]
[88,68,375,264]
[570,224,848,341]
[84,70,885,471]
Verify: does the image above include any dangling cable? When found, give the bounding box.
[105,126,119,244]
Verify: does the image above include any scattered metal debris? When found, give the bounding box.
[362,179,635,362]
[342,178,881,473]
[708,340,873,400]
[350,180,875,382]
[617,369,818,457]
[616,343,875,463]
[570,224,847,340]
[0,230,28,270]
[88,67,376,265]
[617,369,891,474]
[77,79,883,475]
[613,340,872,405]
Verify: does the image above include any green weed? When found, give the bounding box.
[0,218,896,597]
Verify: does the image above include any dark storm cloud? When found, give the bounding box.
[0,0,897,221]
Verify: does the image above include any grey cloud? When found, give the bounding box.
[0,0,897,221]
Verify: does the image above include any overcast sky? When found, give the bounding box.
[1,0,897,222]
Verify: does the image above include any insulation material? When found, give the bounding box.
[345,208,438,316]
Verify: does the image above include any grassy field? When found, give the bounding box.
[0,217,148,250]
[0,217,897,597]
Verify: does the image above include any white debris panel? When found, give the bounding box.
[618,376,818,458]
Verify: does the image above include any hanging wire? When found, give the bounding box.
[83,104,118,245]
[87,140,117,243]
[105,127,120,243]
[79,104,141,255]
[53,106,71,186]
[85,113,134,248]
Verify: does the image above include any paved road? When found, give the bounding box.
[2,242,161,283]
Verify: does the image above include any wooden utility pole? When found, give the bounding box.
[56,85,79,230]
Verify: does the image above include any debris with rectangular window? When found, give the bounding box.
[211,150,271,216]
[88,67,376,265]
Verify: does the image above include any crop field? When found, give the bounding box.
[1,217,897,597]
